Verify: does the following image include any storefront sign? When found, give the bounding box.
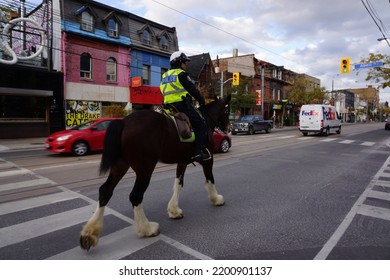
[130,86,163,104]
[131,77,142,87]
[65,100,101,128]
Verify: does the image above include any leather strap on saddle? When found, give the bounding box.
[162,106,192,139]
[173,112,192,139]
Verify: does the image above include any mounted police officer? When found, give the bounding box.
[160,51,211,162]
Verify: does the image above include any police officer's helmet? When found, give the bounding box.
[170,51,191,66]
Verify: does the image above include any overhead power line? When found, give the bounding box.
[361,0,390,47]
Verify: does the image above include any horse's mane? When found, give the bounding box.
[201,98,222,113]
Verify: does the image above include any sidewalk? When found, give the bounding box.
[0,137,46,152]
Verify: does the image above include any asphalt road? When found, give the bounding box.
[1,122,390,260]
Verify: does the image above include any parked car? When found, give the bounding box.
[232,115,273,135]
[385,119,390,130]
[213,128,232,153]
[45,118,120,156]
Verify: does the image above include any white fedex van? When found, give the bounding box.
[299,104,341,136]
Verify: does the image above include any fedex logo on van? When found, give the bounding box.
[323,107,336,120]
[301,110,319,116]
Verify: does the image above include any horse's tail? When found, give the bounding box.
[99,119,124,175]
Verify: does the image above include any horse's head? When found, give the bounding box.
[201,94,231,133]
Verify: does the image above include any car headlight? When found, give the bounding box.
[243,123,249,127]
[57,135,72,141]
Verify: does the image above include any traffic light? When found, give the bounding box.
[340,57,351,74]
[232,72,240,86]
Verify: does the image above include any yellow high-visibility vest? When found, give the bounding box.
[160,69,189,103]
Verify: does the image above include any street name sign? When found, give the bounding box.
[354,61,383,69]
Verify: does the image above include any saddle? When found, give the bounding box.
[162,108,194,141]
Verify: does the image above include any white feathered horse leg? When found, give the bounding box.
[133,203,160,237]
[205,180,225,205]
[167,178,184,219]
[80,204,105,250]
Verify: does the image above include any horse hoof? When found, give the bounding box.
[80,235,93,251]
[149,222,160,237]
[211,194,225,206]
[170,213,184,219]
[136,222,160,237]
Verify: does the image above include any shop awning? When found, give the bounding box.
[0,87,53,96]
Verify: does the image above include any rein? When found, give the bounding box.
[199,104,218,132]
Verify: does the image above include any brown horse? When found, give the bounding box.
[80,95,231,250]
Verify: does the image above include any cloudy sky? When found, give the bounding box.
[27,0,390,102]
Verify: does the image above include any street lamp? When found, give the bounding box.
[377,37,390,47]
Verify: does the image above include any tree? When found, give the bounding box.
[227,77,256,115]
[286,76,327,105]
[230,92,256,115]
[358,52,390,89]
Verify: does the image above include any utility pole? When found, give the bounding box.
[261,65,265,117]
[220,71,224,98]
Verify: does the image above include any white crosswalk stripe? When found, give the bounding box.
[314,155,390,260]
[0,158,212,260]
[48,227,158,260]
[0,205,95,247]
[0,178,53,192]
[339,140,355,144]
[361,141,376,146]
[0,191,79,215]
[0,168,31,177]
[321,138,337,142]
[357,204,390,221]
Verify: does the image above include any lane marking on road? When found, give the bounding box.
[314,155,390,260]
[360,141,376,146]
[0,191,79,215]
[30,160,100,171]
[0,168,31,178]
[0,145,9,152]
[378,172,390,179]
[357,204,390,221]
[321,138,337,142]
[48,226,158,260]
[56,185,213,260]
[0,161,16,170]
[0,178,53,192]
[276,135,295,139]
[0,205,96,248]
[339,140,355,144]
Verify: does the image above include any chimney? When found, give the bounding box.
[233,49,238,57]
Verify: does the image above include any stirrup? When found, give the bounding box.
[191,148,211,162]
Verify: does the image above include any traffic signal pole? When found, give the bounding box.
[219,71,233,98]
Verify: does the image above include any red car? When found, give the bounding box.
[213,128,232,153]
[45,118,231,156]
[45,118,120,156]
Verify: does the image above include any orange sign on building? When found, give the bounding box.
[131,77,142,87]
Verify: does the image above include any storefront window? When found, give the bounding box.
[0,95,46,121]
